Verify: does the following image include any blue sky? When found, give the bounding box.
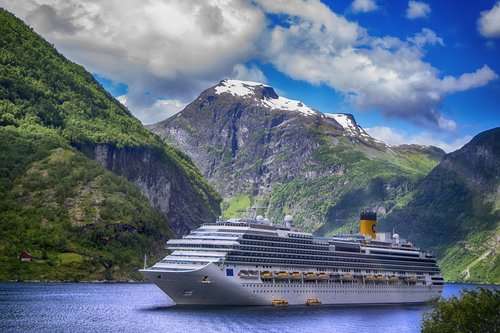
[1,0,499,152]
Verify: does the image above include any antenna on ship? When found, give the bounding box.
[247,206,258,220]
[246,205,266,221]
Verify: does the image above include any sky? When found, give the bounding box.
[1,0,499,152]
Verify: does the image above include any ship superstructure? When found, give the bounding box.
[140,213,443,305]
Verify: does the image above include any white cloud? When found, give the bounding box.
[231,64,267,83]
[1,0,497,129]
[351,0,378,13]
[406,1,430,19]
[256,0,363,48]
[118,95,185,124]
[407,28,443,48]
[0,0,265,123]
[478,2,500,38]
[440,65,498,93]
[262,5,498,129]
[365,126,472,153]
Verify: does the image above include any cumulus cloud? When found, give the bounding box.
[117,95,185,124]
[365,126,472,153]
[231,64,267,83]
[406,1,430,19]
[478,2,500,38]
[258,2,497,129]
[407,28,443,48]
[351,0,378,13]
[0,0,265,123]
[0,0,497,129]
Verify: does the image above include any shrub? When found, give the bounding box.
[421,288,500,333]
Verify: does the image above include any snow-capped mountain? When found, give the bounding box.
[210,79,379,143]
[149,79,444,233]
[214,79,319,116]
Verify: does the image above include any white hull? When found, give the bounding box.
[140,263,443,306]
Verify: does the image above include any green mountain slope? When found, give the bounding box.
[381,128,500,283]
[0,126,169,280]
[0,9,221,280]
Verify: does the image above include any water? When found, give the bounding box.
[0,283,497,333]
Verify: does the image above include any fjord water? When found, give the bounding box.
[0,283,496,333]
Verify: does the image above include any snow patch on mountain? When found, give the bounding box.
[323,113,382,143]
[261,96,317,116]
[215,79,317,116]
[214,79,264,97]
[325,113,357,134]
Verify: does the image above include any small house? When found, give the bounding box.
[19,251,32,262]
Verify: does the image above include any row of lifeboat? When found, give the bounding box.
[259,271,426,283]
[261,271,355,280]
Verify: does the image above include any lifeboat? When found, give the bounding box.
[275,271,290,278]
[239,270,259,279]
[304,272,317,279]
[407,276,417,284]
[365,275,376,281]
[306,298,322,306]
[272,299,289,306]
[341,274,354,280]
[261,271,273,278]
[290,272,302,278]
[389,276,399,282]
[318,273,329,279]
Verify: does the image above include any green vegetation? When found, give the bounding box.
[0,126,170,281]
[222,195,252,219]
[0,9,221,281]
[381,128,500,283]
[421,288,500,333]
[0,8,219,207]
[265,141,436,234]
[438,229,499,283]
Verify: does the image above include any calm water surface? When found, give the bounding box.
[0,282,497,333]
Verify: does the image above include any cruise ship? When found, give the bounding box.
[139,212,443,305]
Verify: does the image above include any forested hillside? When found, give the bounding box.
[0,9,221,281]
[382,128,500,283]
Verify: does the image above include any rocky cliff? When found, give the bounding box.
[78,143,220,236]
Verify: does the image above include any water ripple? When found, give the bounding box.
[0,283,497,333]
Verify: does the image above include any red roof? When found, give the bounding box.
[19,251,32,259]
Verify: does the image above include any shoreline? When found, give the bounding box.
[0,279,153,284]
[0,280,497,286]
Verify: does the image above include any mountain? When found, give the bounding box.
[149,79,444,234]
[381,128,500,283]
[0,9,221,281]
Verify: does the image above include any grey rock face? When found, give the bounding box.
[80,144,220,236]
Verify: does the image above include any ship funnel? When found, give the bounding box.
[359,211,377,239]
